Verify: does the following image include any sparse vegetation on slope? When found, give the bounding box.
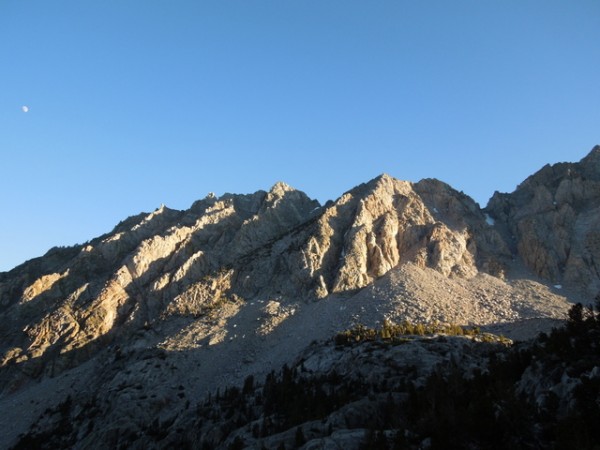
[333,319,498,346]
[13,302,600,449]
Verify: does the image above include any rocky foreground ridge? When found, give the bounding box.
[0,146,599,448]
[16,307,600,449]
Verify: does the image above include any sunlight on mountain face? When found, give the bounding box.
[1,149,600,449]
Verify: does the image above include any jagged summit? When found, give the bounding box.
[487,146,600,292]
[580,144,600,177]
[1,147,598,448]
[268,180,297,195]
[581,143,600,161]
[368,172,397,185]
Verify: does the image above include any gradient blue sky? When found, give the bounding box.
[1,1,599,272]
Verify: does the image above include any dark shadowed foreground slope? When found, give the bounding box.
[12,303,600,449]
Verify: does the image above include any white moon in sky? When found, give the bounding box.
[22,106,29,113]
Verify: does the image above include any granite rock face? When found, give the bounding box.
[0,174,512,375]
[1,148,598,448]
[487,145,600,296]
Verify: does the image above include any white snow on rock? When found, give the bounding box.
[484,214,495,226]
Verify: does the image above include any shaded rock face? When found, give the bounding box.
[0,175,509,372]
[321,176,507,289]
[487,145,600,295]
[0,183,318,374]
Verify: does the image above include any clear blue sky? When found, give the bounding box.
[1,1,599,272]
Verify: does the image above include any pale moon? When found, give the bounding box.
[22,106,29,113]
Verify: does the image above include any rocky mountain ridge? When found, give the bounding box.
[0,146,599,448]
[487,145,600,295]
[0,174,513,373]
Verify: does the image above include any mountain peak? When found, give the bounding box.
[369,173,400,187]
[269,181,295,195]
[362,173,412,194]
[374,172,394,181]
[580,144,600,167]
[2,147,599,449]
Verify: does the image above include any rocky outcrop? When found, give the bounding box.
[0,184,320,375]
[0,153,590,448]
[268,174,508,301]
[0,173,514,378]
[15,314,600,450]
[487,145,600,295]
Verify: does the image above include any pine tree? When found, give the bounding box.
[295,426,306,446]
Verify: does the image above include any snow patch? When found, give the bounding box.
[554,284,562,289]
[484,214,495,226]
